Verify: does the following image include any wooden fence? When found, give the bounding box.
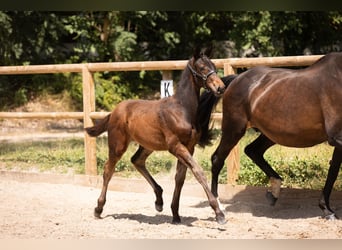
[0,54,323,183]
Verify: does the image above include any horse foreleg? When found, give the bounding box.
[170,160,187,224]
[131,146,163,212]
[244,134,282,206]
[171,143,226,225]
[211,121,246,198]
[319,147,342,220]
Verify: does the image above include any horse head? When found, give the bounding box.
[188,47,226,96]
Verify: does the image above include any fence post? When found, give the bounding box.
[162,70,172,80]
[224,63,240,185]
[82,66,97,175]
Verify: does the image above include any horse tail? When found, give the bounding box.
[85,114,111,137]
[197,74,238,147]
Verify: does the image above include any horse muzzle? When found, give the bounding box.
[207,77,226,96]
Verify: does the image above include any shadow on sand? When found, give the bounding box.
[193,186,342,220]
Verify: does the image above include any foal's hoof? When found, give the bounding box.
[216,213,227,225]
[172,217,181,224]
[323,213,339,220]
[94,207,103,219]
[266,191,278,206]
[155,203,163,212]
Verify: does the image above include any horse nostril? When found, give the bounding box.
[217,86,225,94]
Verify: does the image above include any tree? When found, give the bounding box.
[1,11,341,110]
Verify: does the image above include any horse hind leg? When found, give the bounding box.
[95,135,128,218]
[95,153,123,218]
[319,146,342,220]
[170,160,187,224]
[131,146,164,212]
[244,133,282,206]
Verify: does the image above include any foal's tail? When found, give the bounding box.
[85,114,110,137]
[197,74,238,147]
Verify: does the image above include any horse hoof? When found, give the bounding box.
[323,213,339,220]
[266,191,278,206]
[94,207,103,219]
[172,217,181,224]
[216,214,227,225]
[155,203,163,212]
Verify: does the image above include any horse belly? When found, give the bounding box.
[262,127,327,148]
[250,98,327,147]
[128,116,169,151]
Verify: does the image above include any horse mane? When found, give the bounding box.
[197,74,238,147]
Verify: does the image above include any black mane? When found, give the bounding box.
[197,74,238,147]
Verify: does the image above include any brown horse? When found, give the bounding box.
[200,52,342,220]
[85,48,227,224]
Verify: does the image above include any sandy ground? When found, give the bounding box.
[1,172,342,239]
[1,119,342,239]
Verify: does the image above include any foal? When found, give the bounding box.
[86,48,227,224]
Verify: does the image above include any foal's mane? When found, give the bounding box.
[197,74,238,147]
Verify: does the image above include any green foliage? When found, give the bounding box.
[0,132,341,190]
[236,130,340,190]
[0,139,85,174]
[93,72,138,110]
[13,88,28,106]
[1,11,342,109]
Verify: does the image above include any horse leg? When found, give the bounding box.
[170,160,187,224]
[170,141,226,224]
[319,146,342,220]
[244,133,282,206]
[95,153,123,218]
[94,134,128,218]
[131,145,164,212]
[211,118,247,199]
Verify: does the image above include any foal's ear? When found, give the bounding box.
[204,45,213,57]
[193,47,202,60]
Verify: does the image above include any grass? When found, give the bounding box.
[0,129,341,190]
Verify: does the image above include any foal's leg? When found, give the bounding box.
[244,133,282,205]
[170,160,188,224]
[131,145,164,212]
[170,142,226,224]
[319,147,342,220]
[95,134,129,218]
[95,152,124,218]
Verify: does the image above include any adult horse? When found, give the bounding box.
[85,48,227,224]
[200,52,342,220]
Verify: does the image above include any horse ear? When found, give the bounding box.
[204,45,213,57]
[193,46,201,60]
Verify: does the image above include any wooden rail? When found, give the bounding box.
[0,55,323,183]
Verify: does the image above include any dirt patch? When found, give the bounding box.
[1,98,342,239]
[1,172,342,239]
[0,93,83,136]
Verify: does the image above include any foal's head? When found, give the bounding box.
[188,47,226,96]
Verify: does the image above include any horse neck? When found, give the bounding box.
[174,69,200,120]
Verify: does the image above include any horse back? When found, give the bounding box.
[107,98,196,150]
[223,52,342,147]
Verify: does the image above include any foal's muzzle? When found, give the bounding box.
[207,76,226,96]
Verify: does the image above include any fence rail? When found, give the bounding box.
[0,54,323,183]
